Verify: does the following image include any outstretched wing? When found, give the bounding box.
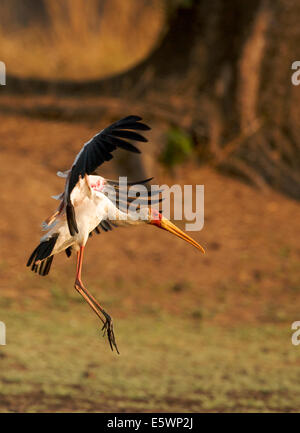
[64,176,163,259]
[65,115,150,236]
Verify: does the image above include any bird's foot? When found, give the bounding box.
[101,312,119,354]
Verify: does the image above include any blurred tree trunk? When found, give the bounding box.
[105,0,300,198]
[122,0,299,199]
[6,0,300,197]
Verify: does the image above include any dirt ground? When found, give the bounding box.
[0,110,300,412]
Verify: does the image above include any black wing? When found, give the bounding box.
[65,115,150,236]
[26,234,58,276]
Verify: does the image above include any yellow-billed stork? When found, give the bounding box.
[27,116,205,353]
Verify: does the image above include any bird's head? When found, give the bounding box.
[148,208,205,253]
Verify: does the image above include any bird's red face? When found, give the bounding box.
[149,208,205,253]
[90,176,106,193]
[149,208,163,227]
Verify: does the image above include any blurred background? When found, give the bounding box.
[0,0,300,413]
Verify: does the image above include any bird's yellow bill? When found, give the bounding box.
[160,217,205,253]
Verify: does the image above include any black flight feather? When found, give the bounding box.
[66,115,150,236]
[27,233,58,276]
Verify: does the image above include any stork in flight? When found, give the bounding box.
[27,116,205,353]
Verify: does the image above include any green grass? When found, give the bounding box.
[0,303,300,412]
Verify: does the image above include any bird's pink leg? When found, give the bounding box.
[75,247,106,323]
[74,246,119,353]
[75,251,105,325]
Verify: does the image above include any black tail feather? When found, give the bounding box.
[43,256,54,276]
[38,259,47,275]
[27,234,58,277]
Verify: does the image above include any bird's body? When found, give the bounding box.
[43,176,113,255]
[27,115,205,353]
[31,173,149,270]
